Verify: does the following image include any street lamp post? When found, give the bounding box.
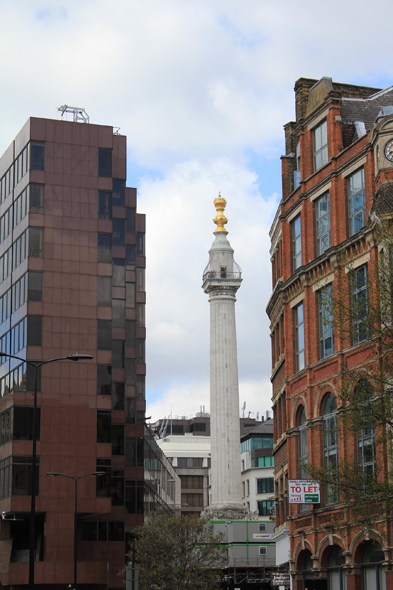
[0,351,93,590]
[46,471,105,590]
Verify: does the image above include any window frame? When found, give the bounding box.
[348,167,366,237]
[315,192,331,256]
[322,393,338,505]
[294,302,305,372]
[352,264,369,345]
[292,215,302,271]
[313,120,328,171]
[319,283,334,359]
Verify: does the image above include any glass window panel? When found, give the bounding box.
[97,320,112,350]
[97,365,111,396]
[30,142,45,170]
[97,277,111,306]
[126,246,135,270]
[98,234,112,263]
[136,233,144,257]
[136,269,145,292]
[112,259,125,286]
[98,149,112,177]
[126,321,136,347]
[112,425,124,455]
[126,359,135,386]
[28,271,43,302]
[97,410,111,443]
[125,398,135,424]
[112,299,125,327]
[112,340,125,369]
[113,179,125,207]
[126,284,135,308]
[28,228,43,257]
[112,220,125,246]
[126,208,136,233]
[111,382,125,411]
[98,191,112,220]
[27,315,42,346]
[13,407,40,441]
[29,184,44,214]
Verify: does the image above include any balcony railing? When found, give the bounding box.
[202,270,242,282]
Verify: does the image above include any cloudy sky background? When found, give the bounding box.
[1,0,393,421]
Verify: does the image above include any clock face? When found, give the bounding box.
[384,139,393,162]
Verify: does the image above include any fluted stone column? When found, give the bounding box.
[202,196,245,517]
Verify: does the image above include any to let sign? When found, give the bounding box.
[289,480,320,504]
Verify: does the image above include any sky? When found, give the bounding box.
[1,0,393,422]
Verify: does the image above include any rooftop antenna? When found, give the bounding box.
[57,105,89,123]
[242,401,246,418]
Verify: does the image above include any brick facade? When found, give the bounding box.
[267,77,393,589]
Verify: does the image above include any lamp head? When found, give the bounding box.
[67,354,94,362]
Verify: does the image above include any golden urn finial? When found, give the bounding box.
[213,193,228,234]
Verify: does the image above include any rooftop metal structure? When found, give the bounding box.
[57,105,89,123]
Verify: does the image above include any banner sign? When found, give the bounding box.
[270,571,290,587]
[288,480,320,504]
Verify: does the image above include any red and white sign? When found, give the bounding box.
[288,480,320,504]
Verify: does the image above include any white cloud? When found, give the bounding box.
[2,0,393,425]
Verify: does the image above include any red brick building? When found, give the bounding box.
[267,77,393,590]
[0,116,178,590]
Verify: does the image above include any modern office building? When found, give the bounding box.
[240,421,274,518]
[0,115,177,590]
[267,77,393,589]
[155,414,271,517]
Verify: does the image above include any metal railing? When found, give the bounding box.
[202,271,242,281]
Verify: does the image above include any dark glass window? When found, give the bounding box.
[30,142,45,171]
[126,284,135,308]
[136,303,145,327]
[97,365,111,396]
[28,227,44,257]
[136,269,145,292]
[126,359,135,386]
[97,277,111,306]
[111,470,125,506]
[125,398,135,424]
[180,475,203,489]
[352,265,369,344]
[112,340,125,368]
[98,149,112,177]
[111,382,125,411]
[97,410,111,443]
[108,521,124,541]
[113,179,125,207]
[98,191,112,219]
[29,184,44,214]
[12,456,40,496]
[112,220,125,246]
[126,209,136,233]
[26,364,41,392]
[126,438,144,467]
[82,521,96,541]
[136,233,144,256]
[97,320,112,350]
[136,339,145,364]
[96,458,111,497]
[27,315,42,346]
[28,271,43,302]
[136,375,145,400]
[112,299,125,328]
[126,321,136,347]
[98,234,112,263]
[126,245,135,270]
[112,259,125,286]
[257,500,274,516]
[257,478,274,494]
[126,480,144,514]
[112,425,124,455]
[13,407,41,441]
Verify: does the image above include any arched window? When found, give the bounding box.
[322,393,338,505]
[355,379,375,480]
[298,406,308,479]
[327,545,346,590]
[362,541,386,590]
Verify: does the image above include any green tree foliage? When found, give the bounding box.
[307,217,393,537]
[127,515,225,590]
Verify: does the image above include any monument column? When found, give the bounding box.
[202,196,245,517]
